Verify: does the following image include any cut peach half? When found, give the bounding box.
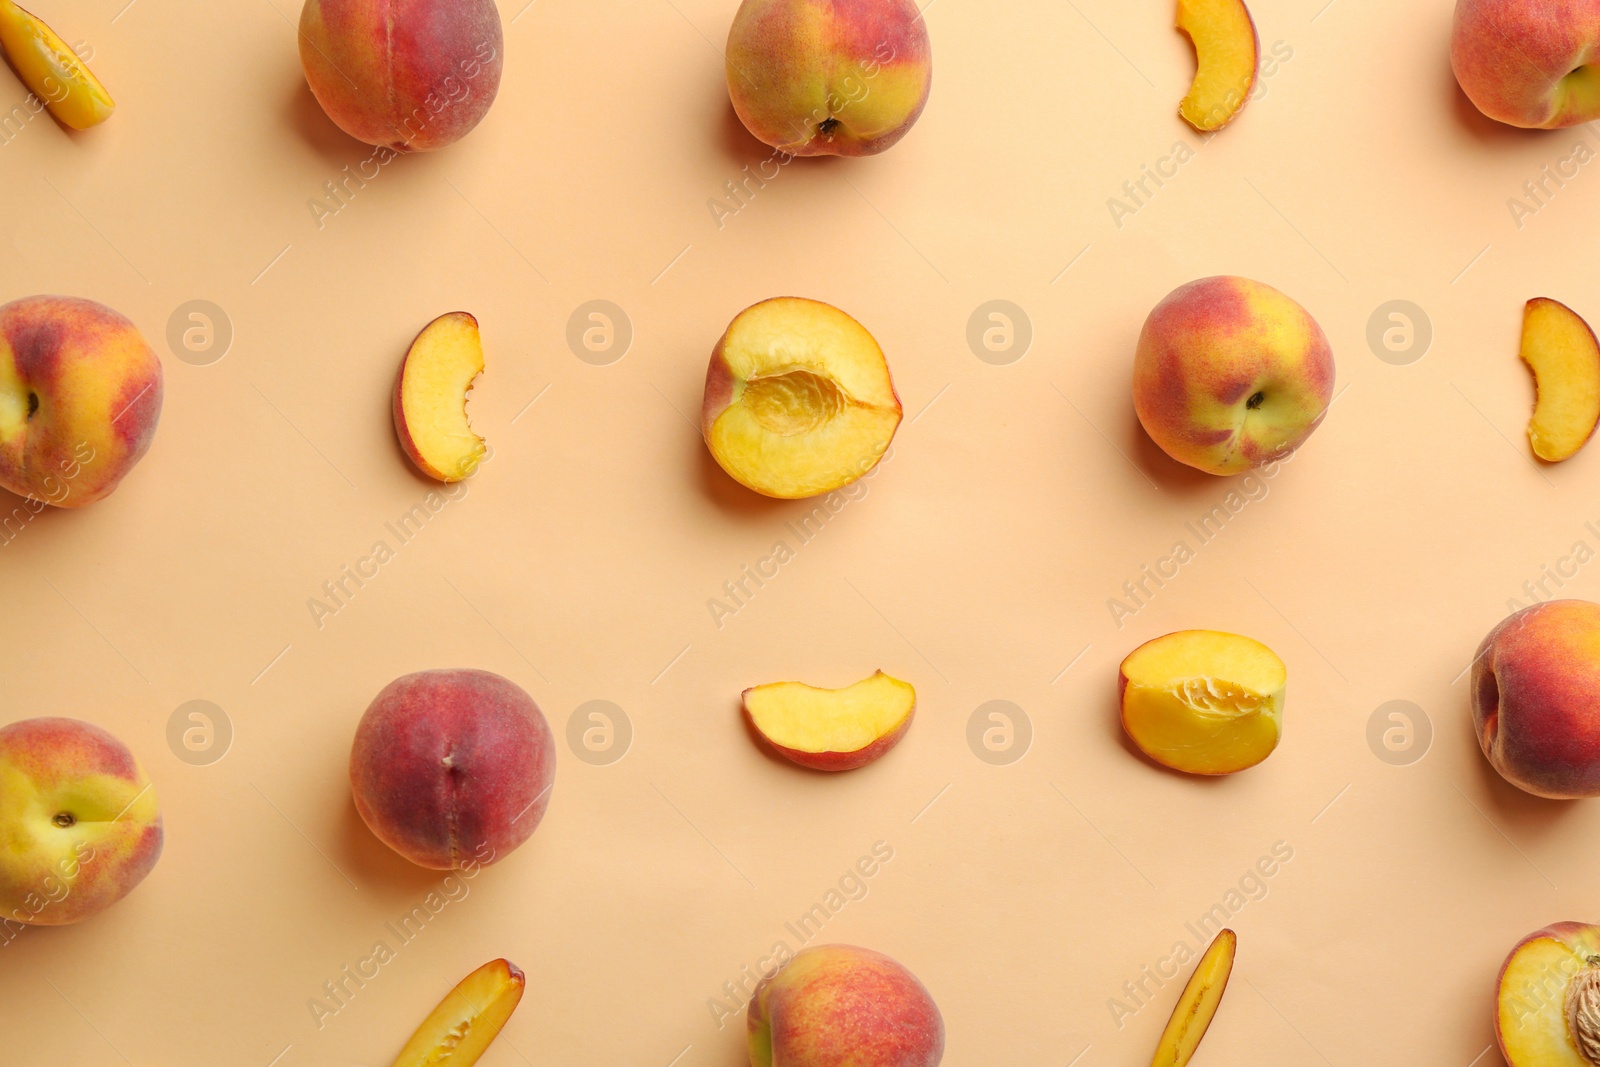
[1120,630,1285,775]
[702,298,902,500]
[0,0,113,129]
[744,670,915,772]
[393,312,487,483]
[1151,929,1236,1067]
[1496,922,1600,1066]
[390,958,525,1067]
[1522,298,1600,463]
[1176,0,1258,132]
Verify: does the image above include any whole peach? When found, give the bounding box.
[726,0,933,156]
[0,717,163,928]
[1133,276,1335,476]
[1473,599,1600,798]
[350,669,555,869]
[0,296,162,507]
[1452,0,1600,129]
[298,0,503,151]
[748,944,944,1067]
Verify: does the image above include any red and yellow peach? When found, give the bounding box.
[0,717,163,927]
[350,669,555,870]
[1133,276,1335,476]
[0,296,163,507]
[298,0,504,151]
[1472,599,1600,798]
[726,0,933,156]
[1452,0,1600,129]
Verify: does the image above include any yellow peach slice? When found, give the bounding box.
[1176,0,1258,132]
[1120,631,1285,775]
[393,312,487,483]
[390,958,525,1067]
[702,298,902,499]
[744,671,915,772]
[1522,298,1600,463]
[1152,929,1236,1066]
[0,0,113,129]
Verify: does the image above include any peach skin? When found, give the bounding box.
[0,295,163,507]
[0,0,114,129]
[1473,599,1600,798]
[0,717,163,927]
[726,0,933,156]
[1495,921,1600,1065]
[298,0,503,151]
[1452,0,1600,129]
[1133,276,1334,476]
[393,311,487,482]
[350,669,556,869]
[744,670,916,771]
[749,944,944,1067]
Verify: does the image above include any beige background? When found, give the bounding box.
[1,0,1597,1063]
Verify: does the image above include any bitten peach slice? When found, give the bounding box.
[744,671,915,772]
[1496,922,1600,1066]
[394,312,487,483]
[1176,0,1258,132]
[1152,929,1236,1067]
[0,0,113,129]
[702,298,902,499]
[391,958,525,1067]
[1120,631,1285,774]
[1522,298,1600,463]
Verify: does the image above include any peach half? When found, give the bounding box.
[1120,630,1286,775]
[393,312,487,483]
[1152,929,1236,1067]
[1472,600,1600,798]
[744,670,915,771]
[0,0,114,129]
[390,958,525,1067]
[1522,298,1600,463]
[702,298,901,499]
[1496,921,1600,1066]
[1176,0,1258,132]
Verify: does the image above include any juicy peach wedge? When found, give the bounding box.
[1120,631,1285,774]
[1176,0,1259,132]
[393,312,488,483]
[1521,298,1600,463]
[0,0,114,129]
[1151,930,1236,1066]
[744,671,916,772]
[391,958,525,1067]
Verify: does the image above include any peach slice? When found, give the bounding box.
[0,0,113,129]
[1522,298,1600,463]
[1151,929,1236,1066]
[393,312,487,483]
[1176,0,1258,132]
[1120,631,1285,775]
[390,958,525,1067]
[744,671,915,772]
[1496,922,1600,1066]
[702,298,902,500]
